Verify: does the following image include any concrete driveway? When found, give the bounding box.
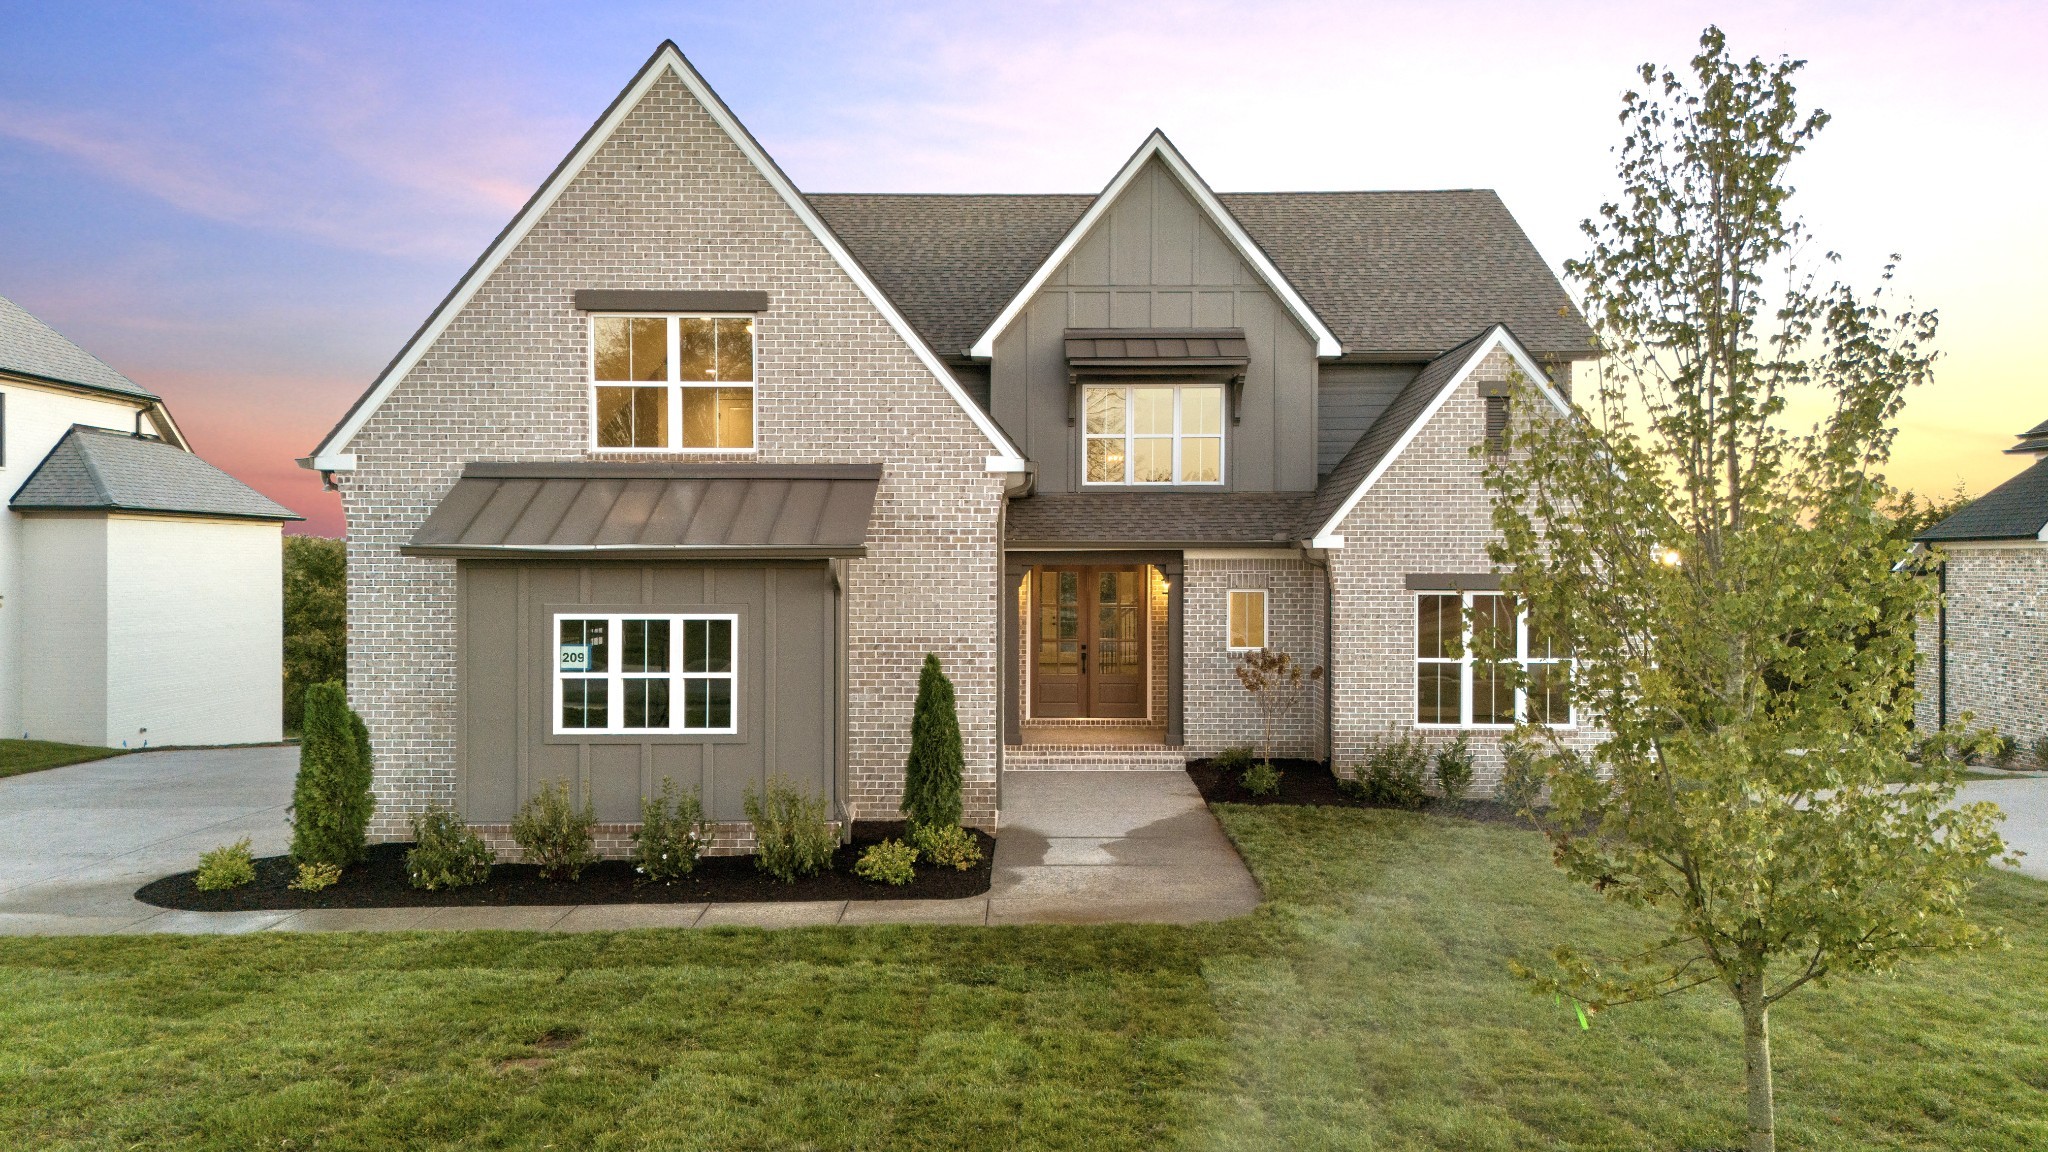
[0,745,298,935]
[1959,776,2048,880]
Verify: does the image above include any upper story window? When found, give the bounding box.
[591,315,755,452]
[1083,384,1224,485]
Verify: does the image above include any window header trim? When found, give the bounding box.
[574,289,769,313]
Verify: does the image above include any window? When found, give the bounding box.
[1227,589,1267,651]
[1415,591,1573,727]
[591,315,755,451]
[1083,384,1224,484]
[554,613,736,734]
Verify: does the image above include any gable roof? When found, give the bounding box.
[305,42,1026,472]
[13,425,300,521]
[1305,325,1571,549]
[954,132,1341,360]
[1917,455,2048,544]
[808,189,1593,362]
[2009,417,2048,456]
[0,293,157,400]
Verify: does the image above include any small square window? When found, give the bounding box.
[1227,590,1266,651]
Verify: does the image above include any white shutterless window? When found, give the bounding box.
[589,315,756,452]
[553,613,738,735]
[1414,591,1574,729]
[1082,384,1225,485]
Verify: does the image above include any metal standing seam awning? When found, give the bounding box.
[403,462,883,560]
[1062,327,1251,424]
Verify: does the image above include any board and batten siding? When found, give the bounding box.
[1317,363,1422,477]
[989,158,1320,493]
[457,560,838,828]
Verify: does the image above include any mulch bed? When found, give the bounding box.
[1186,758,1533,826]
[136,821,993,912]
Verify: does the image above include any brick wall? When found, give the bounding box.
[1326,348,1599,793]
[1914,543,2048,755]
[1182,554,1327,759]
[338,70,1006,842]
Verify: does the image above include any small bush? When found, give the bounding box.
[407,806,493,890]
[1498,742,1546,814]
[1242,761,1283,797]
[1212,744,1256,772]
[1434,735,1474,803]
[633,777,707,883]
[289,861,342,892]
[195,839,255,891]
[910,822,984,871]
[513,779,600,881]
[2034,735,2048,770]
[902,655,965,830]
[1342,735,1430,808]
[746,777,836,883]
[290,682,375,869]
[1986,734,2020,769]
[855,839,918,886]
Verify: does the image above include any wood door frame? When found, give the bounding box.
[1026,562,1150,721]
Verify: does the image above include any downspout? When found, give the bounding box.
[1937,558,1949,730]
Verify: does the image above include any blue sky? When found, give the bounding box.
[3,1,2042,534]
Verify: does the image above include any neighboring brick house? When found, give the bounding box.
[301,43,1596,850]
[1914,419,2048,754]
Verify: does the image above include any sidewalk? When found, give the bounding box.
[2,755,1258,935]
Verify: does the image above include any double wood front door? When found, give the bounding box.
[1031,566,1148,718]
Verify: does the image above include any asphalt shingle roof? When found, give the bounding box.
[0,293,157,400]
[12,425,301,521]
[1005,492,1313,548]
[807,190,1593,361]
[1917,455,2048,543]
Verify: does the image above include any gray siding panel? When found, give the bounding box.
[458,560,837,826]
[1317,364,1421,476]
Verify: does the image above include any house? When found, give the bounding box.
[1915,419,2048,749]
[0,293,300,748]
[301,42,1597,852]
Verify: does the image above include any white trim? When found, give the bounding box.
[966,130,1341,361]
[1226,588,1268,652]
[1411,589,1575,730]
[1311,326,1572,549]
[1079,382,1226,487]
[307,42,1022,469]
[551,611,739,736]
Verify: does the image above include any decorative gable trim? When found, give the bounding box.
[1309,325,1570,549]
[304,41,1027,473]
[965,131,1342,361]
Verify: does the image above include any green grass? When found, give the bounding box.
[1,808,2045,1149]
[0,739,122,780]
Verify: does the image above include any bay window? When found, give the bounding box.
[591,315,755,451]
[1415,591,1572,727]
[1083,384,1224,484]
[555,612,737,735]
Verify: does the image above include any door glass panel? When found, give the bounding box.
[1096,569,1141,675]
[1037,570,1081,674]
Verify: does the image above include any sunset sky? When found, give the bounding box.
[3,1,2041,536]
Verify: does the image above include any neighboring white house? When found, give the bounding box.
[0,292,300,747]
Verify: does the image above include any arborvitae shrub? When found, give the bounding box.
[901,654,964,833]
[290,682,374,868]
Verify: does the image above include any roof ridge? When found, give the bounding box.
[68,426,116,505]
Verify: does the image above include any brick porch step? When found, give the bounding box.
[1002,744,1190,772]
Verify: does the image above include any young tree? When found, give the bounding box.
[1232,648,1323,769]
[901,654,964,831]
[1486,28,2009,1152]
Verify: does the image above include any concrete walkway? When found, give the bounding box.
[0,749,1258,935]
[1960,776,2048,880]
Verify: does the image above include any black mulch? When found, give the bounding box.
[1186,758,1534,827]
[136,821,993,912]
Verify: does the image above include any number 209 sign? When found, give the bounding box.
[558,644,591,673]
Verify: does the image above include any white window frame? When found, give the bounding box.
[586,314,759,454]
[1226,588,1268,651]
[551,611,740,736]
[1413,591,1575,730]
[1080,383,1226,486]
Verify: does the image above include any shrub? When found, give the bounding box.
[1242,761,1283,797]
[634,777,707,883]
[289,861,342,892]
[855,839,918,886]
[746,777,836,883]
[512,779,599,881]
[407,806,493,890]
[289,682,375,868]
[1498,742,1546,814]
[1986,733,2020,769]
[1434,735,1475,803]
[2034,735,2048,771]
[195,839,255,891]
[910,822,984,871]
[1212,744,1255,772]
[902,654,965,831]
[1342,735,1430,808]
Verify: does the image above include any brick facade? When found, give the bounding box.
[1914,543,2048,755]
[1182,554,1327,759]
[1326,349,1599,794]
[338,71,1006,843]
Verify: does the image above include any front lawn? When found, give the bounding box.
[2,807,2044,1149]
[0,739,122,780]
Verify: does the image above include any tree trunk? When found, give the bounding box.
[1739,981,1775,1152]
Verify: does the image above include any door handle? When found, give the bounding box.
[1079,642,1088,668]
